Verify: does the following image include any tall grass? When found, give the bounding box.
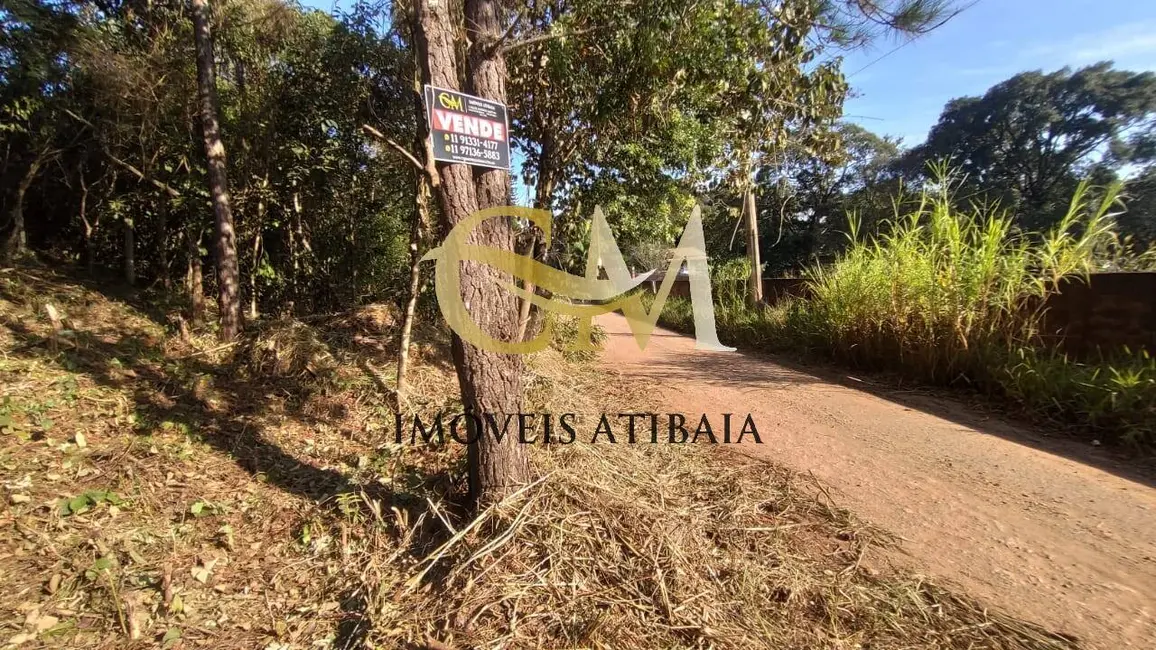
[791,177,1114,385]
[660,178,1156,445]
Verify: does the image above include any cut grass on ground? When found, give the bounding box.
[1,267,1079,649]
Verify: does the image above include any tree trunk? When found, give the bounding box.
[516,148,556,341]
[248,187,266,321]
[3,158,41,266]
[417,0,530,506]
[191,0,241,342]
[186,229,205,323]
[79,176,96,276]
[396,172,430,405]
[248,226,261,320]
[397,40,436,406]
[123,217,136,285]
[744,186,762,306]
[158,200,172,289]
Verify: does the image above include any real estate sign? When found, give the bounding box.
[425,85,510,170]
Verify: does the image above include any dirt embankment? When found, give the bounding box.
[597,312,1156,649]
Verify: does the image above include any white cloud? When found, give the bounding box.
[1024,22,1156,68]
[940,22,1156,84]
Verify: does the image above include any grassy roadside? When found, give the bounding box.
[662,181,1155,447]
[1,267,1079,649]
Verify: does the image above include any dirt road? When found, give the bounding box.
[596,313,1156,648]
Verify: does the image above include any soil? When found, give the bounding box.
[596,313,1156,649]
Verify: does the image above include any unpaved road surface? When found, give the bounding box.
[596,313,1156,649]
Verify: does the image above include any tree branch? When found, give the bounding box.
[362,124,426,173]
[108,152,182,198]
[501,27,598,54]
[62,108,183,198]
[490,11,524,53]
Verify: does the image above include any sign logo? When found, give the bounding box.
[425,84,510,170]
[436,91,463,111]
[421,205,735,355]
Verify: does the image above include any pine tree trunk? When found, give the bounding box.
[191,0,241,342]
[417,0,530,506]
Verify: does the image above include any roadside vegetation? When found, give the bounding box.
[1,266,1083,649]
[663,179,1156,446]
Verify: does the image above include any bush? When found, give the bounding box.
[547,313,608,362]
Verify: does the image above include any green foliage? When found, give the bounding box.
[84,556,115,582]
[507,0,937,264]
[758,122,904,272]
[161,628,183,649]
[1003,348,1156,445]
[3,0,413,314]
[189,499,225,518]
[58,489,125,516]
[709,257,752,310]
[788,177,1116,377]
[547,313,607,363]
[2,0,958,313]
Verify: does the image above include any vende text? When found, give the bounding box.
[433,109,506,141]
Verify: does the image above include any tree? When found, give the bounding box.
[4,0,414,318]
[190,0,241,340]
[1119,165,1156,252]
[415,0,530,505]
[0,0,74,265]
[504,0,848,306]
[758,122,901,272]
[902,62,1156,230]
[502,0,955,306]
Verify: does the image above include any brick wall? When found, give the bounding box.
[1042,272,1156,357]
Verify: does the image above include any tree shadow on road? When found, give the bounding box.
[616,324,1156,490]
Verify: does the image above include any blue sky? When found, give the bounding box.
[841,0,1156,145]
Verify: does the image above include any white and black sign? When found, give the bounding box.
[425,85,510,170]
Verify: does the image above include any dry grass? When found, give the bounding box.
[0,267,1080,649]
[379,442,1077,649]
